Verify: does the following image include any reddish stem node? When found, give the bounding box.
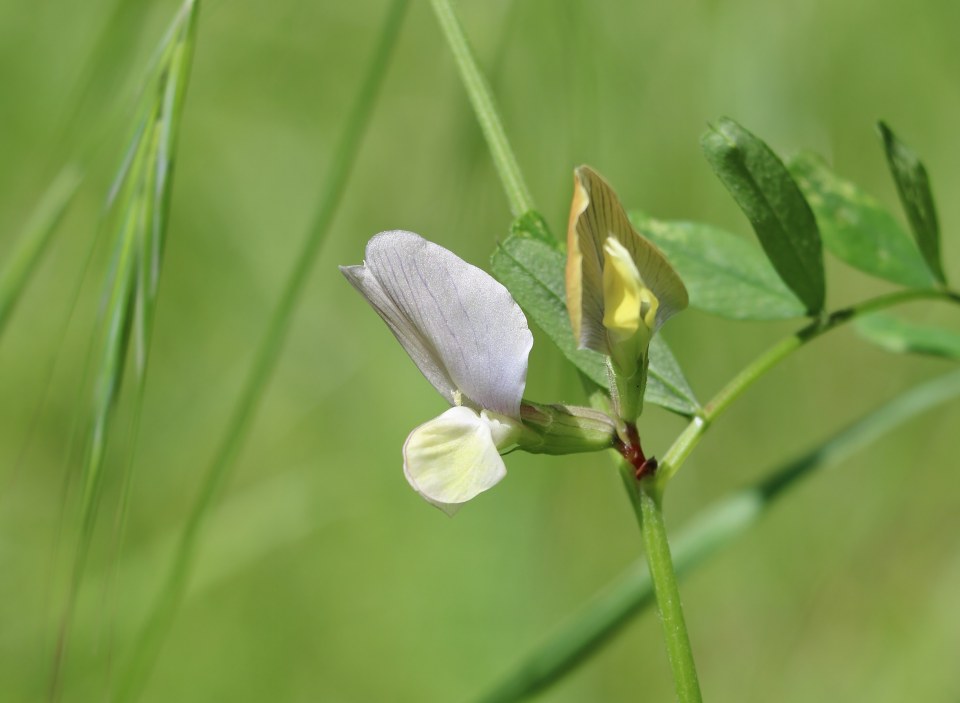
[615,422,657,480]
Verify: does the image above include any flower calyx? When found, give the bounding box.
[518,401,619,455]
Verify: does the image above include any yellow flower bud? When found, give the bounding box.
[602,237,659,375]
[565,165,688,421]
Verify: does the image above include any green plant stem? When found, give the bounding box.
[430,0,534,217]
[114,2,409,700]
[475,367,960,703]
[655,286,956,490]
[632,477,703,702]
[613,287,955,699]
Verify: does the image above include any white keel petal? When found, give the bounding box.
[403,407,508,515]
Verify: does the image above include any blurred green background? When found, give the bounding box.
[1,0,959,701]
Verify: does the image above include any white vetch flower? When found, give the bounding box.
[340,231,533,515]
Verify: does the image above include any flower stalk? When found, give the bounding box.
[519,401,619,455]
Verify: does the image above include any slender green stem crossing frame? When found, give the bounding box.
[430,0,534,217]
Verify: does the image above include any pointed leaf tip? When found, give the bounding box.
[877,121,946,285]
[701,117,825,315]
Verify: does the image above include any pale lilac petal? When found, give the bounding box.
[341,262,457,406]
[342,231,532,417]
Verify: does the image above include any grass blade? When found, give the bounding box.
[0,166,83,336]
[50,3,200,697]
[75,0,199,571]
[113,2,410,699]
[473,369,960,702]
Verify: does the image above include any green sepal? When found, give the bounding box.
[518,401,619,455]
[608,353,648,424]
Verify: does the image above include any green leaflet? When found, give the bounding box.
[789,152,933,289]
[856,313,960,360]
[630,213,805,320]
[701,117,825,315]
[877,121,946,284]
[491,229,700,416]
[647,335,699,417]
